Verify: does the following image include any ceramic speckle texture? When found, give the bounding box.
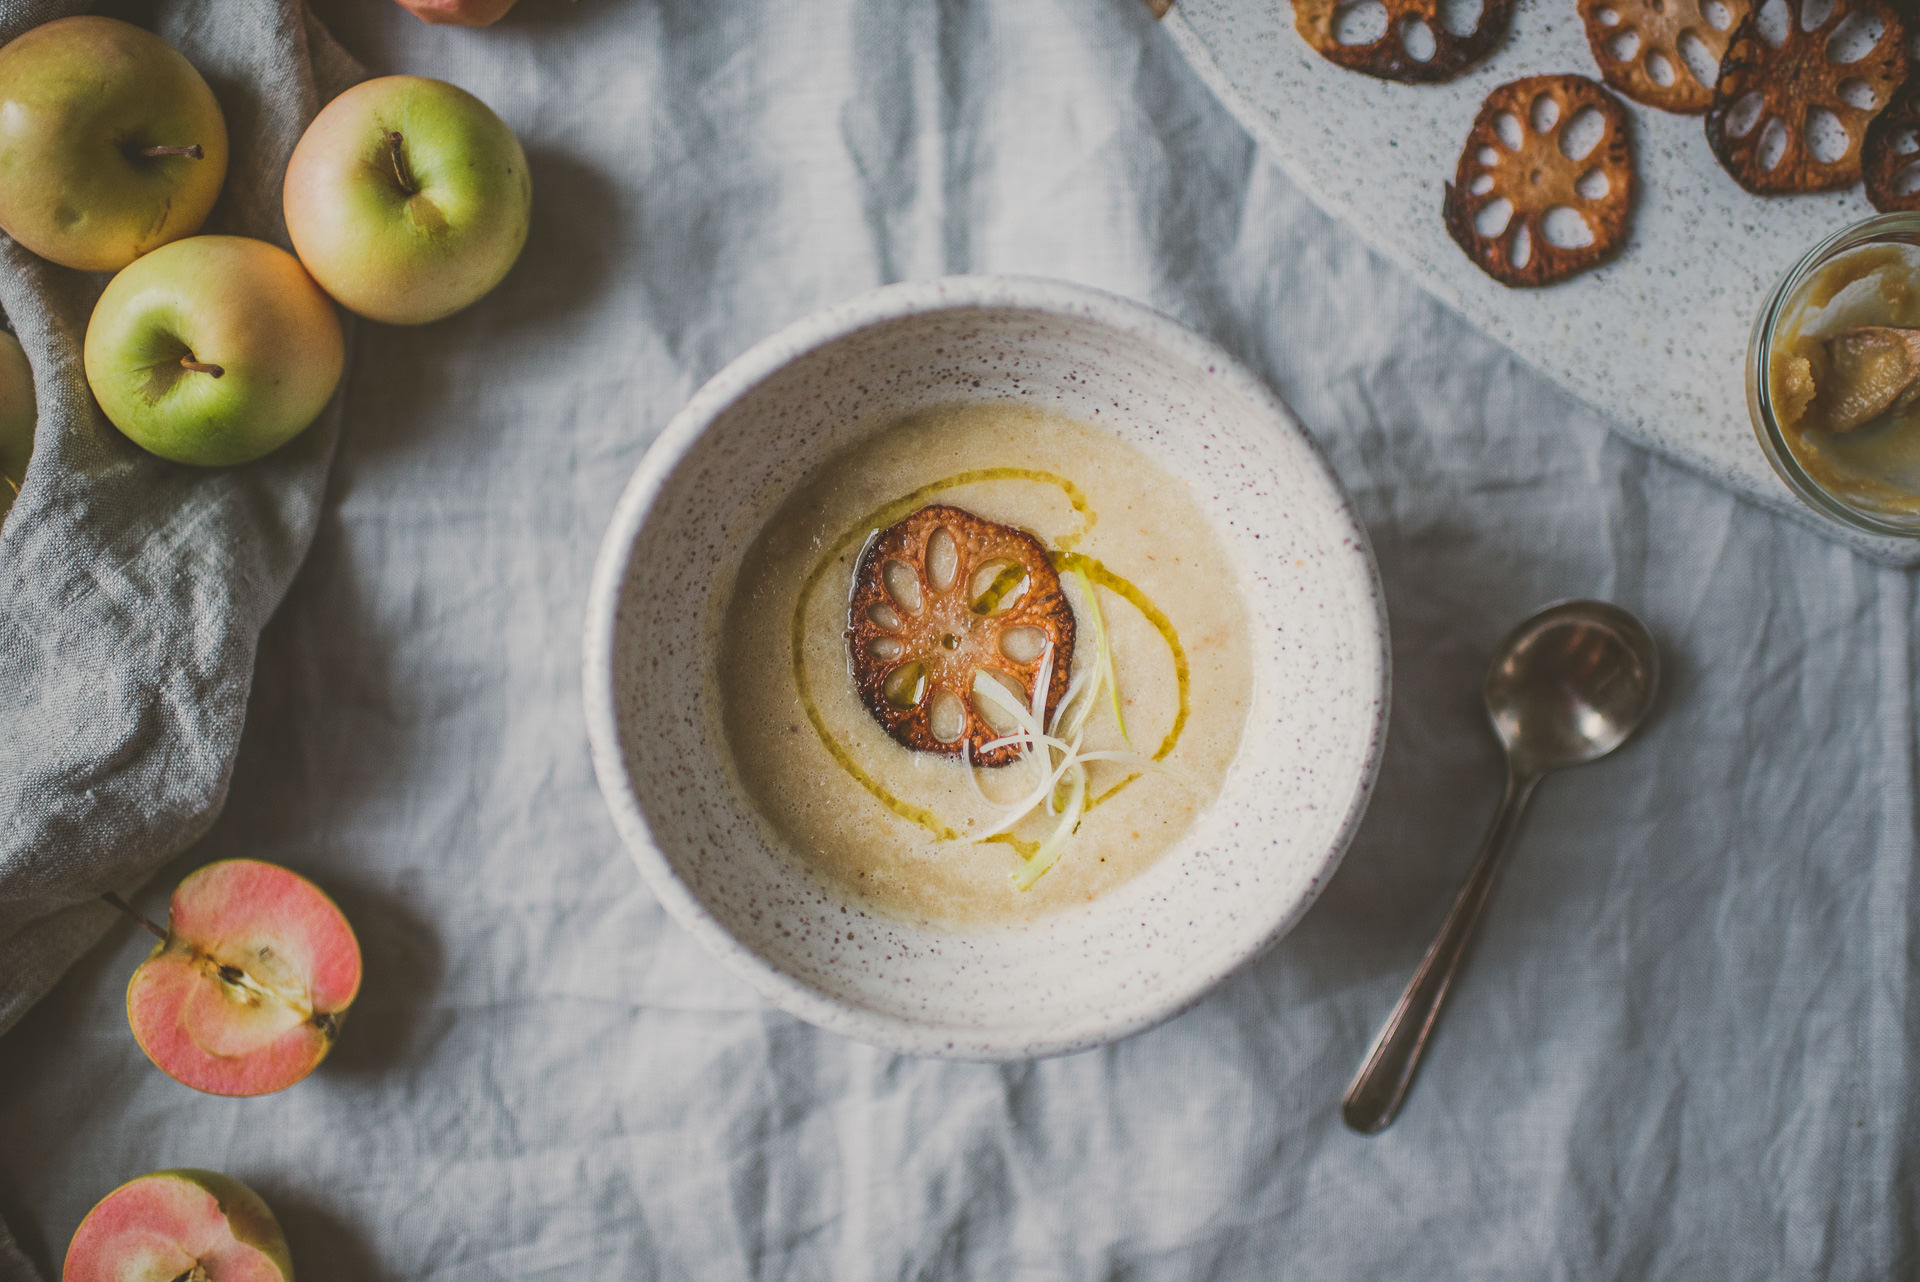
[583,277,1389,1059]
[1165,0,1920,565]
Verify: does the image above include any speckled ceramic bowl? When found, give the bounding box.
[583,277,1389,1059]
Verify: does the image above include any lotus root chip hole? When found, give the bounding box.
[1559,108,1607,160]
[1542,206,1596,247]
[1439,0,1484,37]
[1494,112,1525,149]
[1703,0,1734,25]
[1826,11,1887,64]
[1895,161,1920,194]
[1755,0,1790,46]
[1837,75,1877,108]
[925,526,958,591]
[974,671,1027,734]
[1474,196,1515,236]
[928,689,966,742]
[1401,16,1437,59]
[1576,166,1611,197]
[1678,31,1721,87]
[1801,0,1835,29]
[1727,90,1767,136]
[1531,92,1561,131]
[883,560,922,613]
[1470,172,1496,194]
[1646,51,1676,85]
[1332,0,1390,44]
[1609,29,1642,60]
[884,662,927,708]
[1477,145,1500,165]
[1509,223,1533,268]
[869,636,904,661]
[867,602,902,630]
[1597,4,1622,21]
[1897,129,1920,156]
[1806,107,1851,162]
[968,559,1028,612]
[1757,116,1791,170]
[999,625,1048,664]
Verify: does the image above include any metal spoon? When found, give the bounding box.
[1341,599,1659,1135]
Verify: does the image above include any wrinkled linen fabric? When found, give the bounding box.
[2,0,1915,1278]
[0,0,359,1037]
[0,0,361,1253]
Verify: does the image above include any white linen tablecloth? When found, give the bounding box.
[2,0,1913,1277]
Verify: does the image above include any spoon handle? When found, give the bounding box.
[1341,768,1541,1134]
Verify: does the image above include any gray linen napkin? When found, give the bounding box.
[0,7,359,1271]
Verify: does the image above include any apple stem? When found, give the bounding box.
[139,144,204,161]
[386,131,419,197]
[179,358,225,379]
[101,892,169,942]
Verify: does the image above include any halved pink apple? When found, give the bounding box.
[126,859,361,1097]
[63,1169,291,1282]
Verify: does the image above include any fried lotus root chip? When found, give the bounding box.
[1293,0,1515,83]
[846,504,1074,767]
[1442,75,1636,287]
[1863,77,1920,211]
[1705,0,1909,194]
[1579,0,1750,113]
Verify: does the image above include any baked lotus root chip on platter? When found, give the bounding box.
[845,504,1075,768]
[1579,0,1751,113]
[1863,77,1920,211]
[1442,75,1636,287]
[1292,0,1515,83]
[1705,0,1909,194]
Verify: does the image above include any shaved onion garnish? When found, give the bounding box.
[1072,564,1131,748]
[967,580,1152,889]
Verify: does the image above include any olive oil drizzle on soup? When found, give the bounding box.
[719,403,1252,928]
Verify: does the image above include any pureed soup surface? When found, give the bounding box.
[718,401,1253,928]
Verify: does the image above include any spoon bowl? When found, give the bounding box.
[1485,600,1659,779]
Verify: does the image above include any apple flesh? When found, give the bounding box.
[126,859,361,1098]
[84,235,344,467]
[64,1169,291,1282]
[284,75,531,325]
[0,329,32,524]
[396,0,521,25]
[0,16,229,272]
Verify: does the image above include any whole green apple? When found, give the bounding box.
[0,330,32,522]
[284,75,531,325]
[0,329,32,524]
[0,16,229,273]
[84,236,344,467]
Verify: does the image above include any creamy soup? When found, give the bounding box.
[717,402,1253,927]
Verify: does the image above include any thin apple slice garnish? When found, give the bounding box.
[124,859,360,1098]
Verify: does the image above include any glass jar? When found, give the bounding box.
[1748,212,1920,539]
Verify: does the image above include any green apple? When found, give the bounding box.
[84,236,344,467]
[0,16,229,273]
[0,329,32,523]
[284,75,531,325]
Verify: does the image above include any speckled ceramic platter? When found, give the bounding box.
[1163,0,1920,564]
[583,277,1390,1059]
